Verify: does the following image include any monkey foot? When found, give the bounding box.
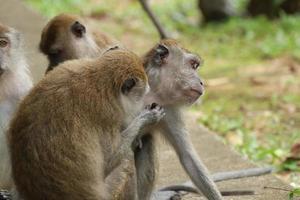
[0,190,11,200]
[151,190,186,200]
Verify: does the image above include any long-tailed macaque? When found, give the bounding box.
[0,23,32,191]
[137,1,271,199]
[8,48,164,200]
[39,13,119,73]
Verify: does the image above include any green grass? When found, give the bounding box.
[25,0,300,187]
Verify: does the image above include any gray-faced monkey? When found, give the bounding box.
[0,23,32,191]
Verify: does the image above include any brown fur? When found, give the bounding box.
[9,49,147,200]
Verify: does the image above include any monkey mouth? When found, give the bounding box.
[182,88,203,105]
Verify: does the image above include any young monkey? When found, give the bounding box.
[39,13,119,73]
[0,23,32,191]
[8,48,164,200]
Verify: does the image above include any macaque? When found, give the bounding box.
[137,1,271,199]
[8,48,164,200]
[0,23,32,190]
[39,13,119,73]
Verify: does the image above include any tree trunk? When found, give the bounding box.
[198,0,235,22]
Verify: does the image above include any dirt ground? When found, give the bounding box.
[0,0,293,199]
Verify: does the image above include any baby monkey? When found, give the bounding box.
[9,48,164,200]
[39,13,118,73]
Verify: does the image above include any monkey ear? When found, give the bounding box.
[154,44,169,66]
[121,78,136,94]
[71,21,86,38]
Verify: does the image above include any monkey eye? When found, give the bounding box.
[0,38,9,48]
[190,59,200,70]
[71,21,86,38]
[121,78,137,94]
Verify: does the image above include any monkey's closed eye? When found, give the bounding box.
[71,21,86,38]
[0,39,8,48]
[121,78,137,94]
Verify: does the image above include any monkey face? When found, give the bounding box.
[145,41,204,106]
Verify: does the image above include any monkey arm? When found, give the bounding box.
[160,107,223,200]
[107,104,165,170]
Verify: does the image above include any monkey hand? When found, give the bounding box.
[140,103,165,126]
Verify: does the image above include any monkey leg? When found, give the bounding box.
[134,134,158,200]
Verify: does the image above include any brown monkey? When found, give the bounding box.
[0,23,32,190]
[39,13,119,73]
[8,48,164,200]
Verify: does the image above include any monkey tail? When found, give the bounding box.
[138,0,168,39]
[159,167,273,195]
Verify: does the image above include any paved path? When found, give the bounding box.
[0,0,291,199]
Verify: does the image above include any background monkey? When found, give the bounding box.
[0,23,33,190]
[9,48,164,200]
[39,13,119,73]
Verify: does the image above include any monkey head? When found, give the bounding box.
[39,14,100,70]
[144,39,204,106]
[0,23,21,77]
[85,48,149,127]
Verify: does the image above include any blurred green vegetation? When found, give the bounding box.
[25,0,300,186]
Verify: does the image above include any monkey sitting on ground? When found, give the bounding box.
[0,23,33,191]
[8,48,164,200]
[39,13,119,73]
